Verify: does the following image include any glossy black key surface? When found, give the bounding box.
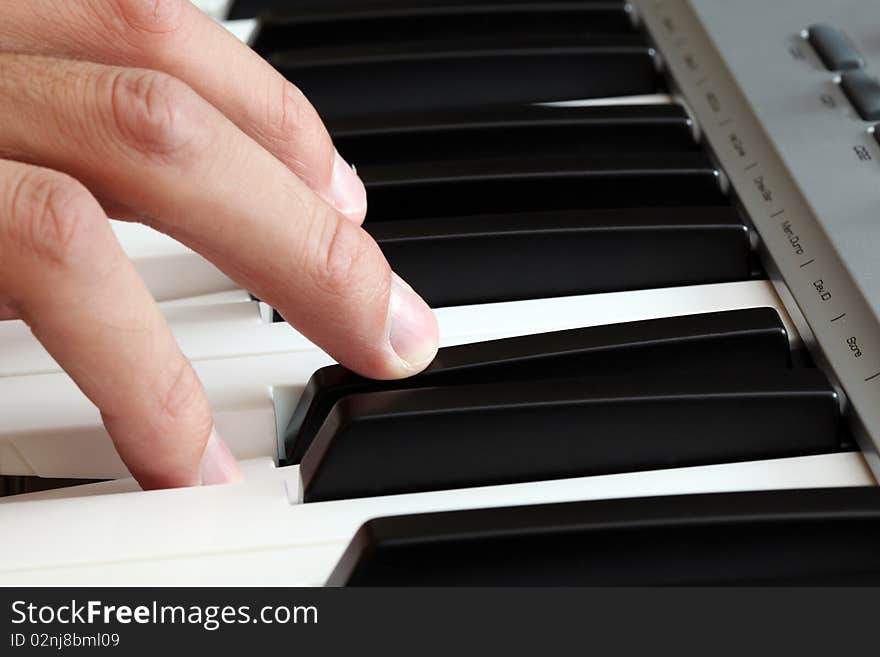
[230,0,627,21]
[252,3,635,54]
[270,37,659,121]
[300,369,841,502]
[326,487,880,585]
[361,153,727,220]
[372,207,750,306]
[330,104,699,167]
[283,308,791,463]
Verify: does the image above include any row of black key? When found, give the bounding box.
[286,308,848,503]
[238,2,757,309]
[238,2,658,121]
[254,104,756,309]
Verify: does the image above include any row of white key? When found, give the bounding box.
[0,452,873,585]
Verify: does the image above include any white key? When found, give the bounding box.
[0,280,799,478]
[0,452,873,585]
[158,289,253,307]
[111,221,237,301]
[192,0,232,20]
[0,301,312,378]
[540,93,678,108]
[0,278,799,378]
[223,18,258,44]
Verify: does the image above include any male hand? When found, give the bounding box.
[0,0,439,489]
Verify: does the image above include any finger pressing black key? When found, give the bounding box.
[283,308,791,463]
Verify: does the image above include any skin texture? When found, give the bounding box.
[0,1,439,490]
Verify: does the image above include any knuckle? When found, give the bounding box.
[267,81,309,139]
[156,359,210,430]
[264,82,334,180]
[107,68,205,164]
[310,211,382,299]
[109,0,185,38]
[5,169,101,267]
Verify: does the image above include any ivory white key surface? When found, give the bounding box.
[111,221,237,301]
[540,93,677,108]
[0,281,797,478]
[158,289,253,307]
[223,18,258,44]
[0,278,798,378]
[193,0,231,20]
[0,453,872,585]
[0,301,314,378]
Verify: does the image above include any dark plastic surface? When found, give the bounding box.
[361,153,727,220]
[371,206,751,306]
[301,368,842,502]
[326,487,880,585]
[270,38,659,121]
[283,308,791,463]
[230,0,627,21]
[331,104,700,166]
[254,4,634,54]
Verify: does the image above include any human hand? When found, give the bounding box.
[0,0,439,489]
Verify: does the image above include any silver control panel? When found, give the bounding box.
[636,0,880,475]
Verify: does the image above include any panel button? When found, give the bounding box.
[807,24,864,71]
[841,70,880,120]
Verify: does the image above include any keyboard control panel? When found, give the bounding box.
[637,0,880,475]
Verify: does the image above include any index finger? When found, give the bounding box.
[0,0,367,222]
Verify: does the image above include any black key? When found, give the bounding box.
[231,0,627,21]
[269,37,659,121]
[372,206,751,306]
[327,487,880,585]
[300,368,841,502]
[253,3,635,54]
[331,104,699,168]
[362,153,727,220]
[284,308,791,463]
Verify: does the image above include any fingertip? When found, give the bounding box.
[199,427,243,486]
[326,149,367,224]
[386,273,440,377]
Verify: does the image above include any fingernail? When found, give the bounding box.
[328,149,367,222]
[200,427,243,486]
[388,273,439,372]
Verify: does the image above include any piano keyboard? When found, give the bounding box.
[1,0,879,585]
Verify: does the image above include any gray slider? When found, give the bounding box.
[841,70,880,121]
[808,24,864,71]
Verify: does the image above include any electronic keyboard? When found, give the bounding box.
[1,0,879,585]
